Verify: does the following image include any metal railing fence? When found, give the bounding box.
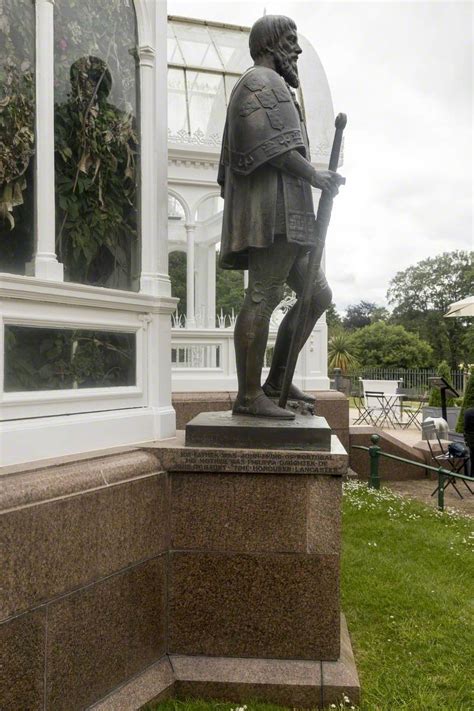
[331,368,466,398]
[352,433,473,511]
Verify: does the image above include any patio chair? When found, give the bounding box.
[400,390,428,430]
[352,392,375,425]
[360,379,404,427]
[422,420,472,499]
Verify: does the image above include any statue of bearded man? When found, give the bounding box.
[218,15,344,419]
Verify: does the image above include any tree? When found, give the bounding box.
[456,366,474,433]
[216,253,244,320]
[343,300,389,330]
[428,360,456,407]
[325,303,342,334]
[328,331,359,373]
[348,321,433,369]
[169,251,186,317]
[387,251,473,367]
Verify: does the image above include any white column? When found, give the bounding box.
[138,44,161,296]
[207,244,216,327]
[144,0,176,441]
[154,0,172,297]
[28,0,63,281]
[185,223,196,328]
[244,270,249,289]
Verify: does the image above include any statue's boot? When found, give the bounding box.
[233,391,295,418]
[263,377,315,404]
[233,297,295,420]
[263,297,321,404]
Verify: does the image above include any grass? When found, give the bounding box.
[149,482,473,711]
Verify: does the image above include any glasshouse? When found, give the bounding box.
[0,3,338,465]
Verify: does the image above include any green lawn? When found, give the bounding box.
[150,482,473,711]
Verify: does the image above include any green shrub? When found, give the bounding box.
[455,366,474,433]
[428,360,457,406]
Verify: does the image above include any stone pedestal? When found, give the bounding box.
[1,436,359,710]
[153,432,360,708]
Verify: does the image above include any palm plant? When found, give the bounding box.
[328,330,359,373]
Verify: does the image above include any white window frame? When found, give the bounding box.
[0,1,177,464]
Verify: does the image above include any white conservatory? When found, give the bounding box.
[0,7,339,466]
[0,0,174,466]
[167,16,338,393]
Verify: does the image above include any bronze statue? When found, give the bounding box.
[218,15,345,419]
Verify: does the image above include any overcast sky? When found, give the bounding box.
[167,0,473,312]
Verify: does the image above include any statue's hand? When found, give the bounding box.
[312,170,345,197]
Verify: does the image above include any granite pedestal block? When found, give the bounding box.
[150,432,360,708]
[2,439,359,710]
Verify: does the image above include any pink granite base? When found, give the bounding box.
[171,614,359,710]
[2,433,360,711]
[89,616,360,710]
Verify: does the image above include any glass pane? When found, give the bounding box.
[4,325,136,392]
[196,195,223,222]
[171,344,221,369]
[0,0,35,275]
[168,195,185,221]
[187,71,226,142]
[172,23,223,70]
[168,68,188,138]
[225,75,240,105]
[209,27,251,73]
[167,24,184,64]
[169,250,187,319]
[54,0,140,290]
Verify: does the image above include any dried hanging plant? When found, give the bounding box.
[0,62,35,229]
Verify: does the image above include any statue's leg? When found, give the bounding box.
[264,253,332,402]
[233,237,297,418]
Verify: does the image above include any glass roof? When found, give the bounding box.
[168,19,250,73]
[168,19,251,147]
[167,17,337,165]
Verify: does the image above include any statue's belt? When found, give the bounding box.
[223,129,305,175]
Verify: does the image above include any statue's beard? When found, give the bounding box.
[274,47,299,88]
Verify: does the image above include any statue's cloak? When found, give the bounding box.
[218,65,317,270]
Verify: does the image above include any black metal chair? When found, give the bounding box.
[400,391,428,430]
[352,393,374,425]
[422,420,472,499]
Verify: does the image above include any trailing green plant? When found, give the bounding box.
[0,0,35,233]
[428,360,457,407]
[52,0,140,289]
[4,326,135,392]
[0,63,34,229]
[455,366,474,433]
[54,55,138,288]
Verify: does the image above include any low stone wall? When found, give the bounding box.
[1,425,359,710]
[1,451,171,711]
[349,427,426,481]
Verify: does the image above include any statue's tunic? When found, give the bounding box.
[218,65,317,270]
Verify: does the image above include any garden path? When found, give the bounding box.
[386,479,474,516]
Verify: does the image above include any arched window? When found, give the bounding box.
[54,0,140,290]
[0,2,175,465]
[0,0,36,275]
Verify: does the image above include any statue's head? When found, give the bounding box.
[249,15,301,88]
[70,56,112,102]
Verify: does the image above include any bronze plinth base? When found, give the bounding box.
[185,410,332,450]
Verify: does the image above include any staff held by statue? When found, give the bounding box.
[279,113,347,409]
